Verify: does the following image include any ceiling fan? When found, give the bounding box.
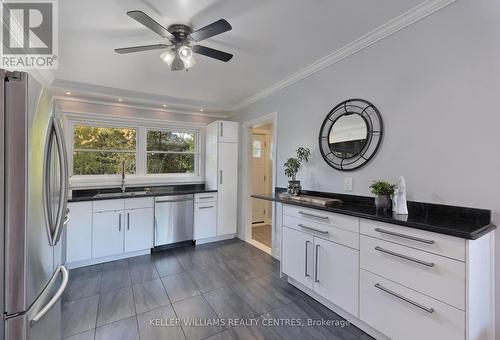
[115,10,233,71]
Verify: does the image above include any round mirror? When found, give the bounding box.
[329,114,368,158]
[319,99,383,171]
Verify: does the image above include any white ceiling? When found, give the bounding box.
[53,0,425,114]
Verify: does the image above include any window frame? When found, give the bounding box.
[65,116,204,188]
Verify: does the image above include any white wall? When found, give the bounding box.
[231,0,500,330]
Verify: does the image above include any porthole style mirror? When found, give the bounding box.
[319,99,383,171]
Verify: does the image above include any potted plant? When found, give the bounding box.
[284,147,311,196]
[369,180,396,211]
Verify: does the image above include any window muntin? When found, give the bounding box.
[146,130,197,174]
[73,125,137,175]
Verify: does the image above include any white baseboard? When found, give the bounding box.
[248,239,272,254]
[66,249,151,269]
[195,233,235,245]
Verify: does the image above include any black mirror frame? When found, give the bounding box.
[318,98,383,171]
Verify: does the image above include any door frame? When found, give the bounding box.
[241,112,278,257]
[251,130,271,224]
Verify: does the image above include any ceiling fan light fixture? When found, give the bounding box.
[160,48,175,66]
[178,45,193,61]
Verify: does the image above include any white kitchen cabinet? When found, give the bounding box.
[124,207,154,253]
[313,237,359,316]
[217,142,238,235]
[92,210,124,258]
[282,226,314,289]
[218,120,239,143]
[205,120,238,239]
[194,202,217,240]
[66,201,92,263]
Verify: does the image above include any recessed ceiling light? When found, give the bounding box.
[199,108,204,112]
[118,98,123,102]
[65,91,71,95]
[162,104,167,108]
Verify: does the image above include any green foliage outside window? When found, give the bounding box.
[73,125,136,175]
[147,131,195,174]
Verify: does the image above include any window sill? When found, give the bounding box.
[69,174,204,190]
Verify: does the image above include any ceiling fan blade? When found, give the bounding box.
[114,44,169,54]
[127,10,173,39]
[190,19,232,42]
[192,45,233,62]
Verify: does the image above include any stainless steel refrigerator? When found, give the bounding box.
[1,70,70,340]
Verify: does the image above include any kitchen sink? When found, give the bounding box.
[93,191,149,199]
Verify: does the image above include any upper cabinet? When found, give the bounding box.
[218,121,239,143]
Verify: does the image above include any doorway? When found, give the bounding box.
[251,126,272,249]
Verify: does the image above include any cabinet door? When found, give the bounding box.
[92,210,124,258]
[194,203,217,240]
[282,226,313,289]
[219,121,239,143]
[217,142,238,235]
[66,202,92,263]
[313,237,359,316]
[124,208,154,253]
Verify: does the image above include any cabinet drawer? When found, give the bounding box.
[360,235,465,310]
[124,197,153,209]
[360,270,464,340]
[283,214,359,249]
[194,192,218,203]
[283,204,359,233]
[93,199,124,212]
[360,219,465,261]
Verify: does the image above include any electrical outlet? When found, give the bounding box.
[344,177,353,191]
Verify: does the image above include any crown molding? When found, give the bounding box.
[54,96,230,119]
[232,0,456,111]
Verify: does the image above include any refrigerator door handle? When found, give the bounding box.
[52,116,69,245]
[30,265,69,324]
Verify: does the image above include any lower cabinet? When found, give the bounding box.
[92,210,124,258]
[124,207,154,253]
[194,202,217,240]
[66,202,92,263]
[281,226,359,316]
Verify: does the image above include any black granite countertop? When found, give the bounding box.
[69,184,217,202]
[252,188,495,240]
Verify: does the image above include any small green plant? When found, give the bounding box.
[284,147,311,181]
[369,180,396,197]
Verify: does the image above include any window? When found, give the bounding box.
[73,125,136,175]
[252,140,262,158]
[147,130,196,174]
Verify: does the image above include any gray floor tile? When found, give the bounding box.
[137,305,186,340]
[152,251,184,277]
[95,316,139,340]
[129,260,159,284]
[101,259,129,271]
[161,272,200,303]
[70,264,103,277]
[100,264,131,293]
[256,272,310,302]
[229,319,281,340]
[188,264,235,293]
[62,295,99,338]
[63,271,101,302]
[205,330,234,340]
[97,286,135,326]
[172,295,224,340]
[203,286,257,320]
[230,276,292,315]
[133,279,170,314]
[62,329,95,340]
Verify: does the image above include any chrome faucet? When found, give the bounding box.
[121,160,126,193]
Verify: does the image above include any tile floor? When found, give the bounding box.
[62,239,372,340]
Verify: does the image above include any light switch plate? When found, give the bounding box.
[344,177,353,191]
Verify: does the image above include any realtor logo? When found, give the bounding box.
[1,0,58,69]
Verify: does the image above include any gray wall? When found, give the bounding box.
[231,0,500,330]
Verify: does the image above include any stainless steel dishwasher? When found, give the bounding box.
[154,194,194,249]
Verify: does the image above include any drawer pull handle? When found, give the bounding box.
[374,283,434,314]
[199,206,214,209]
[374,228,435,244]
[199,196,214,200]
[298,211,329,220]
[314,244,320,283]
[305,241,311,277]
[298,224,329,235]
[375,246,435,267]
